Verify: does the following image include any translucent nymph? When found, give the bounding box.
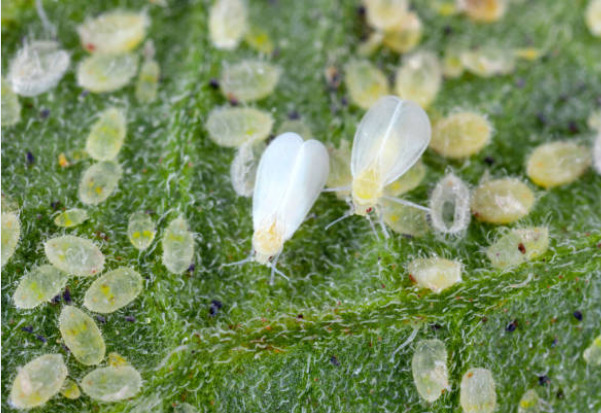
[345,59,390,110]
[209,0,248,50]
[382,12,423,54]
[60,379,81,400]
[1,77,21,126]
[457,0,507,23]
[526,141,591,188]
[486,227,549,269]
[9,354,68,409]
[78,10,149,54]
[460,47,515,77]
[77,53,138,93]
[583,334,601,365]
[381,200,430,237]
[394,51,442,109]
[429,173,471,235]
[586,0,601,37]
[471,178,535,224]
[127,212,156,250]
[364,0,409,31]
[162,215,195,274]
[384,160,426,197]
[407,257,462,293]
[86,107,127,161]
[1,211,20,268]
[54,208,89,228]
[136,42,160,103]
[44,235,105,276]
[7,40,70,97]
[220,60,281,102]
[13,264,68,309]
[78,161,123,205]
[460,368,497,413]
[59,306,106,365]
[412,339,449,403]
[231,141,266,197]
[518,389,544,413]
[81,364,142,402]
[84,267,143,313]
[206,107,274,147]
[430,112,492,159]
[244,26,275,55]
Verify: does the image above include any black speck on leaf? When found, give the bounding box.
[21,325,34,334]
[573,310,583,321]
[39,108,50,119]
[50,201,62,211]
[26,151,35,165]
[506,319,518,332]
[95,315,107,324]
[330,355,340,366]
[125,315,136,323]
[62,286,72,304]
[288,110,300,120]
[35,334,47,343]
[210,300,223,316]
[538,375,551,386]
[518,243,526,254]
[484,156,495,165]
[209,78,219,89]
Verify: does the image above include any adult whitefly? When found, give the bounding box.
[486,227,549,269]
[394,51,442,109]
[345,59,390,110]
[44,235,104,276]
[78,160,123,205]
[81,364,142,402]
[209,0,248,50]
[220,60,281,102]
[9,354,68,409]
[429,173,471,235]
[412,339,449,403]
[59,306,106,365]
[85,107,127,161]
[13,264,69,309]
[583,334,601,365]
[206,107,274,147]
[162,215,195,274]
[471,178,535,224]
[231,141,266,197]
[7,40,70,97]
[1,77,21,127]
[84,267,143,313]
[78,10,149,54]
[128,212,156,250]
[460,368,497,413]
[526,141,591,188]
[54,208,89,228]
[1,211,21,268]
[77,53,139,93]
[407,257,462,293]
[430,112,492,159]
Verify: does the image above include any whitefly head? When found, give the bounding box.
[350,95,431,215]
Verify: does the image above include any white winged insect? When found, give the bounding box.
[225,132,329,284]
[327,95,431,234]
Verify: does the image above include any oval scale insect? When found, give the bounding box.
[44,235,105,277]
[583,334,601,366]
[9,354,68,409]
[412,339,450,403]
[127,212,156,250]
[136,41,160,103]
[78,10,149,54]
[85,107,127,161]
[430,111,492,159]
[162,215,195,274]
[394,51,442,109]
[206,107,274,147]
[1,77,21,127]
[84,267,143,314]
[231,141,266,197]
[429,173,471,235]
[381,200,430,237]
[382,11,423,54]
[220,60,281,103]
[1,211,21,268]
[81,364,142,402]
[384,160,426,197]
[407,257,462,293]
[486,227,549,269]
[77,53,139,93]
[209,0,248,50]
[460,368,497,413]
[518,389,545,413]
[460,46,515,77]
[13,264,69,309]
[364,0,409,31]
[458,0,507,23]
[471,177,535,224]
[586,0,601,37]
[345,59,390,110]
[526,141,591,188]
[59,306,106,366]
[60,379,81,400]
[54,208,89,228]
[78,160,123,205]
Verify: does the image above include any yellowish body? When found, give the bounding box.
[253,221,284,264]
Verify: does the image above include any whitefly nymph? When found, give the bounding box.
[429,173,471,235]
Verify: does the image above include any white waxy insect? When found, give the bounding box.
[457,0,507,23]
[13,264,68,309]
[394,51,442,109]
[382,12,423,54]
[412,339,450,403]
[136,41,160,103]
[460,368,497,413]
[174,402,199,413]
[326,140,353,200]
[7,40,70,97]
[350,95,431,216]
[86,107,127,161]
[526,141,591,188]
[1,77,21,126]
[518,389,545,413]
[486,227,549,269]
[471,178,535,224]
[407,257,462,293]
[81,364,142,402]
[162,215,195,274]
[209,0,248,50]
[9,354,68,409]
[583,334,601,365]
[277,119,313,140]
[60,379,81,400]
[1,211,20,268]
[345,59,390,110]
[460,47,515,77]
[59,306,106,365]
[381,200,430,237]
[128,212,156,250]
[78,160,123,205]
[78,10,149,54]
[44,235,104,276]
[586,0,601,37]
[54,208,89,228]
[363,0,409,31]
[77,53,139,93]
[252,133,329,270]
[430,112,492,159]
[84,267,143,313]
[430,173,471,235]
[231,141,266,197]
[206,107,274,147]
[220,60,281,102]
[384,160,426,197]
[594,132,601,175]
